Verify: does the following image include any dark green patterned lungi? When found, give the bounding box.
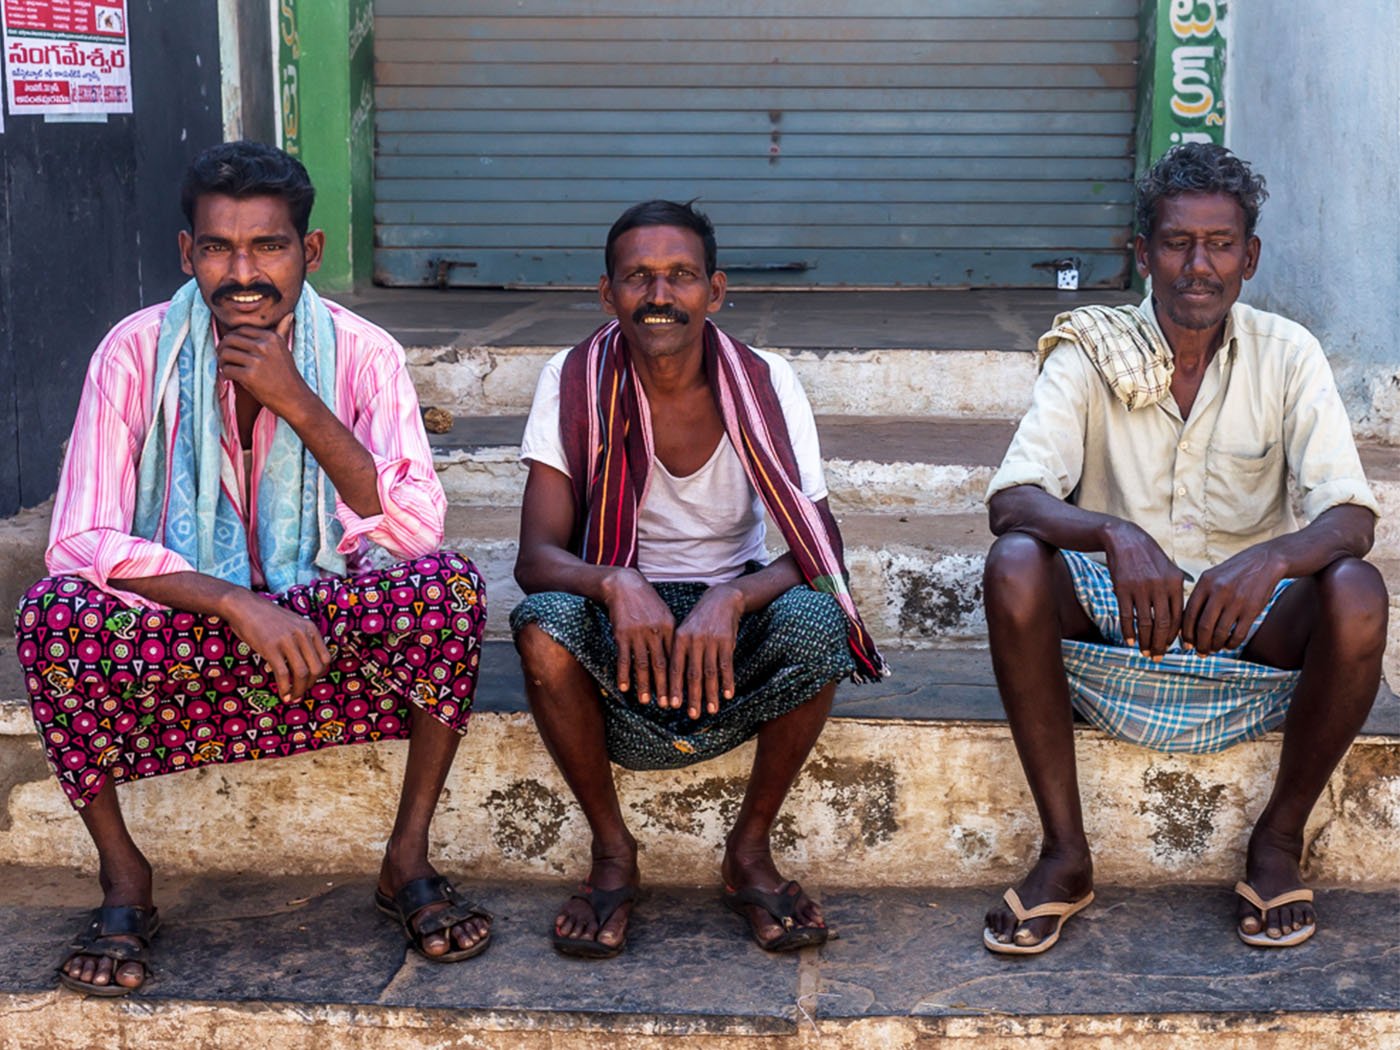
[509,582,854,770]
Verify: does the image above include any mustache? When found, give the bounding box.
[1172,277,1223,295]
[632,303,690,325]
[212,281,282,305]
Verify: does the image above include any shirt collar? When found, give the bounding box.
[1138,293,1241,364]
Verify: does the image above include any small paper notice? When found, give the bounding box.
[3,0,132,117]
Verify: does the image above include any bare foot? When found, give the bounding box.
[721,841,825,949]
[61,858,155,993]
[1237,825,1315,941]
[553,836,639,955]
[378,853,490,959]
[984,845,1093,949]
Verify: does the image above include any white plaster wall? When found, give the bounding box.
[1225,1,1400,441]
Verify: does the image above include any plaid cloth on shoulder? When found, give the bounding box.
[1059,550,1300,753]
[1036,304,1174,411]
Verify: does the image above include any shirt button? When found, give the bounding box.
[1177,486,1187,497]
[1179,440,1190,451]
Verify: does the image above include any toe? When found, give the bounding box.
[596,902,630,947]
[419,930,449,957]
[453,917,488,950]
[115,961,145,989]
[749,907,783,947]
[1012,917,1056,947]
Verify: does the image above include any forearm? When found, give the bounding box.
[111,570,259,619]
[722,552,805,614]
[280,394,383,517]
[1249,504,1375,580]
[515,544,635,604]
[988,484,1140,554]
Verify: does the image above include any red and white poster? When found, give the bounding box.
[2,0,132,116]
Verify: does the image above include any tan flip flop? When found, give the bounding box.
[983,887,1095,955]
[1234,881,1316,948]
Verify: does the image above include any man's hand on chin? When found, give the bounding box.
[216,313,314,420]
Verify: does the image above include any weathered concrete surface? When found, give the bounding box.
[3,1000,1391,1050]
[408,344,1045,420]
[0,869,1394,1050]
[429,413,1400,547]
[0,498,49,630]
[0,711,1394,887]
[344,286,1137,358]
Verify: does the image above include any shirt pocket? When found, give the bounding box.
[1202,441,1287,539]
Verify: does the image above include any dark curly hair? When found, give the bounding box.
[605,199,717,277]
[180,140,316,237]
[1135,143,1268,238]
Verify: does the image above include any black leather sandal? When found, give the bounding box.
[374,875,492,963]
[58,905,160,997]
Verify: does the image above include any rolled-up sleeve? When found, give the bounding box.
[986,344,1091,502]
[334,347,446,559]
[47,328,196,610]
[1283,337,1380,522]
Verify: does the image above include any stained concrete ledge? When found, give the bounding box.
[0,867,1394,1050]
[0,691,1395,887]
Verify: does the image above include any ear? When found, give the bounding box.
[706,270,727,315]
[179,230,194,276]
[599,274,617,316]
[302,229,325,274]
[1242,234,1261,280]
[1133,233,1149,279]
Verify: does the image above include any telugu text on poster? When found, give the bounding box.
[3,0,132,115]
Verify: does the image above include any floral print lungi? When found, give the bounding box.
[14,551,486,809]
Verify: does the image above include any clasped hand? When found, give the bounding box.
[1105,524,1282,658]
[604,569,742,719]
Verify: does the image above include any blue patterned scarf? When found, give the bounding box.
[133,279,345,593]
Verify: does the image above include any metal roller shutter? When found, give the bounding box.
[374,1,1138,288]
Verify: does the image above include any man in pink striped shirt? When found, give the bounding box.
[15,142,491,995]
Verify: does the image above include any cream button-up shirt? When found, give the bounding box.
[987,298,1379,583]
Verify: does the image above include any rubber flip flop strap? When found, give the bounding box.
[727,880,805,929]
[571,884,637,928]
[1002,888,1092,923]
[1234,881,1314,915]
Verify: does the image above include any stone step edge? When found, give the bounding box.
[1,987,1395,1050]
[406,345,1045,419]
[3,716,1393,886]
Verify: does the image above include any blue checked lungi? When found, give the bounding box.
[1059,550,1301,754]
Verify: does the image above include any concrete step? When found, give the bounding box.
[2,641,1396,888]
[429,414,1400,548]
[6,496,1399,683]
[0,866,1395,1049]
[437,505,1400,690]
[432,415,1019,517]
[408,342,1044,419]
[440,506,996,648]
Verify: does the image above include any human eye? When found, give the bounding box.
[624,270,650,287]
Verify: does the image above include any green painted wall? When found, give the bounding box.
[276,0,374,292]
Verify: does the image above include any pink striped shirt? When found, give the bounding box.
[48,298,447,609]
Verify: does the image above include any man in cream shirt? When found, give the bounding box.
[980,144,1385,955]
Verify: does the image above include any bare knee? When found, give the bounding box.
[515,624,582,690]
[1316,557,1388,659]
[984,532,1059,627]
